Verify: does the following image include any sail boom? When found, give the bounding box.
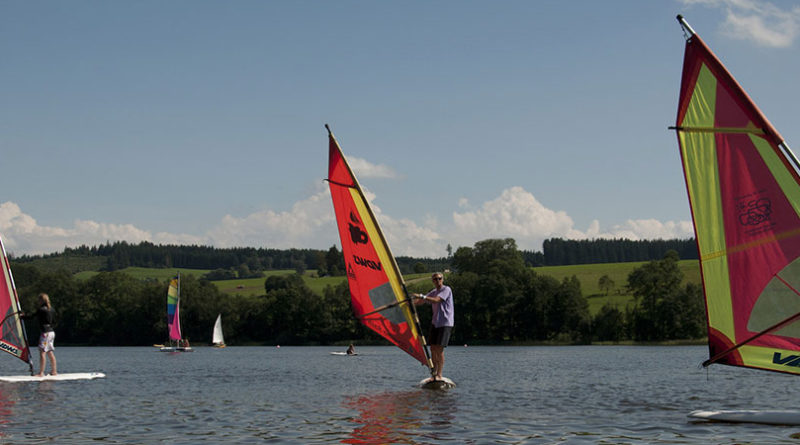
[356,297,414,319]
[672,126,765,135]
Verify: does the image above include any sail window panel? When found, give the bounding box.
[368,282,406,325]
[749,258,800,338]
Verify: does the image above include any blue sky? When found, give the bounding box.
[3,0,800,258]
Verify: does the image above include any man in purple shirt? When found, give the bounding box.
[414,272,454,380]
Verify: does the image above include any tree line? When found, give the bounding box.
[9,239,706,346]
[11,238,699,279]
[539,238,698,266]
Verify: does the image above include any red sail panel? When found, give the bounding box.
[676,27,800,374]
[0,234,31,366]
[327,129,431,368]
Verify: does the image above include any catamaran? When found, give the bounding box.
[0,233,104,382]
[160,272,193,352]
[212,313,225,348]
[326,125,452,389]
[672,15,800,424]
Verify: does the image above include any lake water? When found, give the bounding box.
[0,345,798,443]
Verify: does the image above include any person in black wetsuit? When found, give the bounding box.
[21,293,57,376]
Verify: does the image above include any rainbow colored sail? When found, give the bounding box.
[166,274,182,342]
[0,234,32,371]
[674,16,800,374]
[326,126,433,369]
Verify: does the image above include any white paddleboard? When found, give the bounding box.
[159,347,193,352]
[330,352,358,356]
[418,376,456,390]
[689,409,800,425]
[0,372,106,383]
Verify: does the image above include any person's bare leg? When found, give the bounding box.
[35,349,45,377]
[47,351,57,375]
[431,345,443,379]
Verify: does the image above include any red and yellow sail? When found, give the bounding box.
[675,16,800,374]
[0,234,32,370]
[326,126,432,369]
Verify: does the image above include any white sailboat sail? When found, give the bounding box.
[212,314,225,347]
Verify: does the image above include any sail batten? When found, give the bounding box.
[675,16,800,374]
[326,126,433,371]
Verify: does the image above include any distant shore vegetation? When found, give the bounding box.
[9,238,704,346]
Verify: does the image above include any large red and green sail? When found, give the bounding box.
[0,234,32,370]
[326,126,432,370]
[675,16,800,374]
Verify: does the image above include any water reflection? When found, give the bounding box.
[342,389,456,444]
[0,386,17,438]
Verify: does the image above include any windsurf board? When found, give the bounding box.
[419,376,455,390]
[0,372,106,383]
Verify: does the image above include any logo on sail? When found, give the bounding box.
[0,341,20,356]
[773,352,800,367]
[353,255,382,271]
[348,210,369,244]
[738,198,772,226]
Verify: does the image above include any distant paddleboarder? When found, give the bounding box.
[414,272,454,381]
[346,343,355,355]
[21,293,57,377]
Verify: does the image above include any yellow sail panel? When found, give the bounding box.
[679,63,736,346]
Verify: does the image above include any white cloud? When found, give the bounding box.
[0,201,158,256]
[682,0,800,47]
[450,186,578,252]
[207,186,336,249]
[0,186,695,259]
[347,156,401,179]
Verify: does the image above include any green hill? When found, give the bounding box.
[24,257,703,317]
[533,259,701,315]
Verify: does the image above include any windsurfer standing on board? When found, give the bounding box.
[414,272,454,381]
[21,293,57,377]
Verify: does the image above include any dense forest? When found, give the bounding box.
[9,238,706,346]
[11,237,698,276]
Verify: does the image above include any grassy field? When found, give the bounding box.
[74,267,211,281]
[66,260,703,315]
[213,271,430,297]
[533,259,701,314]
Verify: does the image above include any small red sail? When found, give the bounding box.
[327,126,432,369]
[0,234,32,369]
[675,16,800,374]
